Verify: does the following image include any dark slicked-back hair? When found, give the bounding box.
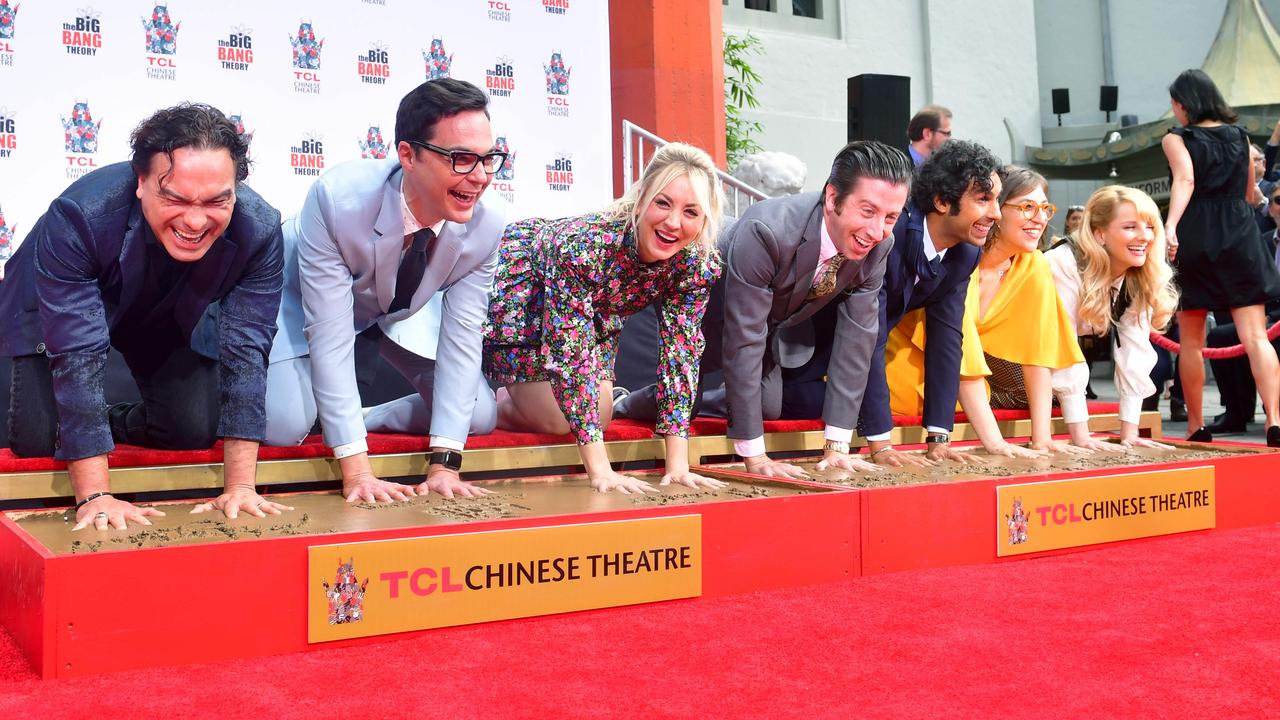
[1168,69,1237,125]
[130,103,250,183]
[395,78,490,146]
[824,140,913,207]
[907,104,952,142]
[911,139,1001,216]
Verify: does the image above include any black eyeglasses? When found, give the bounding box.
[406,140,508,174]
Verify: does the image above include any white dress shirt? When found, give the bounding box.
[331,183,455,459]
[1045,244,1156,426]
[734,219,855,458]
[864,221,950,444]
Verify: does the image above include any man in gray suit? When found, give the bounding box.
[265,79,506,502]
[616,141,912,477]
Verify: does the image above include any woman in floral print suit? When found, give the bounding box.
[483,143,724,494]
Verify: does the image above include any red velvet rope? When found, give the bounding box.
[1150,320,1280,359]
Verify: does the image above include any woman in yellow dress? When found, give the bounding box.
[884,166,1108,455]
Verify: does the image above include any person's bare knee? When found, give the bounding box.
[503,382,572,435]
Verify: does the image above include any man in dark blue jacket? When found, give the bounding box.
[0,103,286,530]
[858,140,1002,465]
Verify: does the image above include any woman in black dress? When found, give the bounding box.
[1162,69,1280,446]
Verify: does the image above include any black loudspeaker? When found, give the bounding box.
[1051,88,1071,115]
[847,74,910,153]
[1100,85,1118,112]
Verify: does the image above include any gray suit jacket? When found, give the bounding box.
[271,158,505,447]
[720,192,891,440]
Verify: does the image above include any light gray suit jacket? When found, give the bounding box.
[720,191,891,440]
[271,158,505,447]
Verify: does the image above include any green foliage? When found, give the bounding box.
[724,32,763,168]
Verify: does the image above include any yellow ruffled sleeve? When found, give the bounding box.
[976,250,1083,370]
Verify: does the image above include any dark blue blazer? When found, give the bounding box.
[860,201,980,436]
[0,162,284,459]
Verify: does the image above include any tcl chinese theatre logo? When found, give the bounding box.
[141,3,180,81]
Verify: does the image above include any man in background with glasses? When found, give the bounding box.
[264,78,507,503]
[907,105,953,167]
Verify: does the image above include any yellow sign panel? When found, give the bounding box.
[307,515,702,642]
[996,466,1215,557]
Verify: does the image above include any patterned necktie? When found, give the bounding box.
[389,227,434,313]
[808,254,846,299]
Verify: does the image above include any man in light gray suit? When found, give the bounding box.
[616,141,913,477]
[265,79,506,502]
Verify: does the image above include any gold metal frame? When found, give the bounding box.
[0,412,1162,502]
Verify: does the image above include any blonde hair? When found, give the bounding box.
[605,142,724,257]
[1072,185,1178,333]
[985,165,1049,253]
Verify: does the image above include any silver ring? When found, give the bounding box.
[94,512,107,518]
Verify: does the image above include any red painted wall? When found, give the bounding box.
[609,1,727,196]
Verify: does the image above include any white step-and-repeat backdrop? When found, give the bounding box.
[0,0,611,263]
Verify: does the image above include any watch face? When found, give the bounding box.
[432,451,462,471]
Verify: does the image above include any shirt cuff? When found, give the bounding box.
[429,435,465,452]
[332,439,368,459]
[864,431,892,442]
[1118,395,1144,426]
[734,436,767,458]
[925,425,950,435]
[1059,393,1090,426]
[824,424,854,443]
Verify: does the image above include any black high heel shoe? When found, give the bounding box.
[1267,426,1280,448]
[1186,427,1213,443]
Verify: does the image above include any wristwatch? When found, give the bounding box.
[823,439,850,455]
[428,449,463,472]
[924,432,950,446]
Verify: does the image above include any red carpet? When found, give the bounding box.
[1,524,1276,719]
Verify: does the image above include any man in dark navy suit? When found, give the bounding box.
[859,140,1002,465]
[0,103,286,530]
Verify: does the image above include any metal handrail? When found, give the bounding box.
[621,120,768,218]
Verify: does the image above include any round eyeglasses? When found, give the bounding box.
[1003,200,1057,220]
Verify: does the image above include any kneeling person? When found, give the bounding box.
[616,141,913,477]
[265,79,505,502]
[483,143,724,493]
[0,104,287,529]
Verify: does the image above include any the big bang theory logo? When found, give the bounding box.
[62,7,103,57]
[217,25,253,71]
[356,43,390,85]
[484,56,515,99]
[545,153,573,192]
[0,107,15,159]
[290,134,325,176]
